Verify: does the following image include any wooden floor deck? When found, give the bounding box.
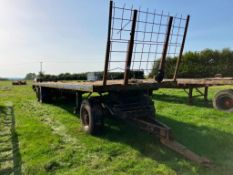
[33,79,173,92]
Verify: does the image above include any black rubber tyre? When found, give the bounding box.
[37,87,51,103]
[80,98,104,135]
[35,87,41,102]
[213,89,233,112]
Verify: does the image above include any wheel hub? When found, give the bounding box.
[223,98,233,109]
[82,109,89,126]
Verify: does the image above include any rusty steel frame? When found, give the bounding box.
[158,16,173,74]
[103,1,190,85]
[124,10,138,85]
[173,15,190,81]
[103,0,113,86]
[155,16,173,82]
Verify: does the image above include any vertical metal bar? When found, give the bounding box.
[155,16,173,82]
[173,15,190,81]
[103,1,113,86]
[131,7,140,70]
[167,14,175,57]
[124,10,138,85]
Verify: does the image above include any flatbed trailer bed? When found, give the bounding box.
[33,77,233,112]
[33,77,233,93]
[171,77,233,87]
[33,79,173,93]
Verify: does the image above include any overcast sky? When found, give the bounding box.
[0,0,233,77]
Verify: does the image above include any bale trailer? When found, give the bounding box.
[33,1,213,166]
[161,78,233,112]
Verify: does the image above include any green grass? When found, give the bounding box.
[0,80,233,175]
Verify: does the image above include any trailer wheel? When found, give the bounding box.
[80,98,104,135]
[37,87,50,103]
[213,89,233,112]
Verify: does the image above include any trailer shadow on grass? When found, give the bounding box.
[0,106,22,175]
[50,100,232,174]
[98,115,233,174]
[152,93,213,109]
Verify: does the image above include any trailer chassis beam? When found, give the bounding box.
[129,117,211,167]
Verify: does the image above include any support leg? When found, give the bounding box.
[188,87,193,105]
[204,87,208,103]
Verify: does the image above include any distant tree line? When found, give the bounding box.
[150,48,233,78]
[35,70,144,82]
[0,78,8,81]
[37,72,87,81]
[25,73,37,80]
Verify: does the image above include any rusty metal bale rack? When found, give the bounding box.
[103,1,190,85]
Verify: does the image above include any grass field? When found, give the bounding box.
[0,80,233,175]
